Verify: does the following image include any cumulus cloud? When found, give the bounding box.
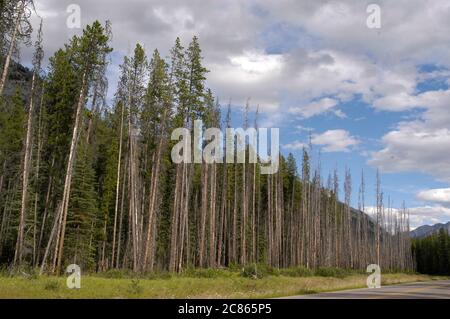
[283,141,307,151]
[262,0,450,67]
[369,89,450,182]
[408,206,450,228]
[289,97,340,118]
[284,129,359,153]
[417,188,450,205]
[365,205,450,229]
[28,0,448,113]
[22,0,450,226]
[312,130,359,153]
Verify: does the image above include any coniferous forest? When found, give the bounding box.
[0,1,415,275]
[412,229,450,275]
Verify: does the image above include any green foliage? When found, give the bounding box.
[44,48,79,171]
[97,268,133,279]
[314,267,351,278]
[240,265,352,279]
[70,20,113,81]
[186,36,209,119]
[0,17,414,276]
[144,271,173,280]
[413,229,450,275]
[43,280,60,291]
[0,88,25,163]
[64,140,98,271]
[182,268,234,279]
[128,278,143,295]
[141,48,172,150]
[279,266,314,277]
[241,264,280,279]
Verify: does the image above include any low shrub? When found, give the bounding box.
[144,271,173,280]
[128,278,143,295]
[241,264,279,279]
[314,267,350,278]
[44,280,60,291]
[182,268,234,278]
[98,269,133,279]
[279,266,314,277]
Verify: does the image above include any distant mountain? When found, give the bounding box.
[410,221,450,238]
[2,60,33,100]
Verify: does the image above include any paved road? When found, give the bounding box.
[283,280,450,299]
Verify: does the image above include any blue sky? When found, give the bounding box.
[27,0,450,228]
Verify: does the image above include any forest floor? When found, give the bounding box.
[0,271,445,299]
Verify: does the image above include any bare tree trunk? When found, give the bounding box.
[85,84,99,144]
[241,159,247,265]
[143,126,165,271]
[251,161,256,263]
[217,161,227,266]
[376,170,381,266]
[40,202,62,275]
[111,102,125,268]
[0,161,5,195]
[232,164,238,263]
[129,129,140,272]
[37,158,54,262]
[198,163,208,267]
[0,1,25,96]
[169,162,183,272]
[54,72,87,275]
[116,156,128,268]
[32,90,44,266]
[14,70,37,266]
[178,162,192,271]
[208,163,217,268]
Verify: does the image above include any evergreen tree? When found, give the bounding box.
[0,22,417,275]
[50,21,112,274]
[65,139,98,271]
[0,0,34,95]
[186,36,208,120]
[413,230,450,275]
[0,89,25,261]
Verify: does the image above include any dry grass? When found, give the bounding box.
[0,273,444,299]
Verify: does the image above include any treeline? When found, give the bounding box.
[412,229,450,275]
[0,1,414,274]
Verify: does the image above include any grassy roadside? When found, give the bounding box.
[0,272,445,299]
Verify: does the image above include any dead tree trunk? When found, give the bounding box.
[0,1,25,96]
[111,102,125,268]
[14,70,37,266]
[53,71,87,275]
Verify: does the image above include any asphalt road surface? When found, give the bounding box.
[283,280,450,299]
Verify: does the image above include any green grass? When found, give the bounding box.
[0,271,445,299]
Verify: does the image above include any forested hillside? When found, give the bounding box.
[410,222,450,239]
[0,1,414,275]
[412,229,450,275]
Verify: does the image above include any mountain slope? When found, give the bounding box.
[410,221,450,238]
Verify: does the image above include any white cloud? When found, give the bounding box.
[21,0,450,228]
[417,188,450,205]
[408,206,450,228]
[365,205,450,230]
[263,0,450,67]
[284,129,360,153]
[283,141,307,151]
[311,130,360,153]
[24,0,447,123]
[229,51,283,75]
[289,97,340,118]
[207,51,284,111]
[295,125,314,132]
[370,128,450,181]
[333,109,347,119]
